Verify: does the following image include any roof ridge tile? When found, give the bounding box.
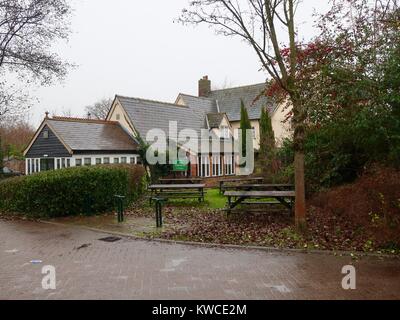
[210,82,266,93]
[50,116,118,125]
[116,95,188,108]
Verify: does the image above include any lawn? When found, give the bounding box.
[142,188,227,209]
[205,188,226,209]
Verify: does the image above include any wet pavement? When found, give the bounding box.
[0,219,399,300]
[53,214,163,237]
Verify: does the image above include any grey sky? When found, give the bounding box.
[27,0,331,126]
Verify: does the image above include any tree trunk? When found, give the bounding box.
[291,95,307,232]
[294,151,306,230]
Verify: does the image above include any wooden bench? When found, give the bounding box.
[219,177,264,194]
[224,190,295,214]
[148,184,206,203]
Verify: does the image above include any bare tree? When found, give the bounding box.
[0,0,72,122]
[84,98,113,120]
[0,81,32,122]
[179,0,306,229]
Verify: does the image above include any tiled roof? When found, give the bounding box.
[208,83,276,121]
[206,113,225,128]
[47,117,138,152]
[176,94,217,114]
[116,95,215,140]
[115,82,277,152]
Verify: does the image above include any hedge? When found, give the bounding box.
[0,165,146,218]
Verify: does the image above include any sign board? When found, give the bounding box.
[173,159,188,172]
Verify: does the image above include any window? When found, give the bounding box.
[36,159,39,172]
[103,157,110,164]
[136,156,142,165]
[57,159,61,170]
[116,114,120,120]
[96,158,102,165]
[27,159,31,175]
[130,157,136,164]
[121,157,127,164]
[75,159,82,167]
[198,155,210,177]
[113,158,119,164]
[212,155,222,176]
[84,158,92,166]
[221,126,230,139]
[43,131,49,139]
[224,155,235,175]
[66,159,71,168]
[62,158,66,168]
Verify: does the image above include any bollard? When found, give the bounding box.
[152,197,165,228]
[114,195,125,223]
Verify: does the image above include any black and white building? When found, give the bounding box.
[23,116,140,175]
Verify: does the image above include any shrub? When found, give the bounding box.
[0,165,146,218]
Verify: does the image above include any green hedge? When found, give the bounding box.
[0,165,146,218]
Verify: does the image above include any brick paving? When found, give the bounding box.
[0,220,399,300]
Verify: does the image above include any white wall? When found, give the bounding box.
[25,154,139,175]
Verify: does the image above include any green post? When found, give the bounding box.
[114,195,125,223]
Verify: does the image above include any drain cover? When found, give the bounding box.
[98,236,122,243]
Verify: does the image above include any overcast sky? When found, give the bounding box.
[26,0,331,126]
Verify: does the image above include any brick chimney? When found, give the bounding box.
[198,76,211,97]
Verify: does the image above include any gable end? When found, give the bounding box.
[25,125,71,158]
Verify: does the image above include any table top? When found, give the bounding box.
[224,190,295,197]
[149,184,205,189]
[220,177,264,183]
[159,178,203,182]
[227,184,294,189]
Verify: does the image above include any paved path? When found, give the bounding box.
[0,220,399,300]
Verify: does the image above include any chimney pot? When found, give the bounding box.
[45,111,49,119]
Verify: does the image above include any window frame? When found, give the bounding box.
[198,155,210,177]
[84,158,92,166]
[212,155,222,177]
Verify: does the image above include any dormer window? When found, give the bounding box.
[116,114,121,120]
[43,131,49,139]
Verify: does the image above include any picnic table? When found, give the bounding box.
[223,183,294,192]
[158,178,203,184]
[224,190,295,214]
[219,177,264,194]
[148,184,206,203]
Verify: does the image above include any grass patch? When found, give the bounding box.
[205,188,226,209]
[143,188,227,209]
